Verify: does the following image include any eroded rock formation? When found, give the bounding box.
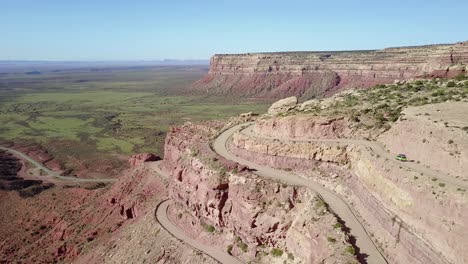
[193,41,468,99]
[161,120,358,263]
[229,115,468,264]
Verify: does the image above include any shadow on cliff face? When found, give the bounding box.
[0,150,54,197]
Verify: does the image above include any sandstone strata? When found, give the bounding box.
[161,120,358,263]
[230,115,468,264]
[193,41,468,99]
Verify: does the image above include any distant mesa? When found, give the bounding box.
[25,70,41,75]
[192,41,468,99]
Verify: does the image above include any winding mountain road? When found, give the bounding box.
[153,162,242,264]
[240,125,468,189]
[0,146,116,183]
[213,124,388,264]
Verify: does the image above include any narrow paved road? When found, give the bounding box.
[213,124,388,264]
[241,125,468,189]
[0,146,116,183]
[153,164,243,264]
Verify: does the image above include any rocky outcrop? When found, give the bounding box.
[162,120,357,263]
[128,153,159,168]
[193,41,468,99]
[267,96,298,115]
[254,115,353,139]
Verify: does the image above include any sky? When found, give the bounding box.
[2,0,468,61]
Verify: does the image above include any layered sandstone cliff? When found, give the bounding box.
[161,120,358,264]
[193,41,468,99]
[230,115,468,264]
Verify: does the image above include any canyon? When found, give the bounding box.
[156,77,468,263]
[1,47,467,264]
[193,41,468,99]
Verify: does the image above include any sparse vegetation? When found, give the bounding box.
[271,248,284,257]
[299,77,468,133]
[190,147,199,157]
[446,81,456,88]
[0,67,269,172]
[345,246,356,255]
[333,222,343,229]
[202,223,215,233]
[235,236,248,253]
[327,237,337,243]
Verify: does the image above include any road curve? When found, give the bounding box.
[213,124,388,264]
[152,162,243,264]
[0,146,116,183]
[241,125,468,189]
[155,200,242,264]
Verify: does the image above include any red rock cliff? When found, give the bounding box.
[193,41,468,99]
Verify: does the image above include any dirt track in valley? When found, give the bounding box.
[0,146,116,183]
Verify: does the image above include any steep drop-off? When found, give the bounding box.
[193,41,468,99]
[161,120,358,264]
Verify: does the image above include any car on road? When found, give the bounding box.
[395,154,408,161]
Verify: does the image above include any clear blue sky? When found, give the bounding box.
[2,0,467,61]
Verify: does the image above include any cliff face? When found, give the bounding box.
[230,115,468,264]
[161,120,358,264]
[193,41,468,99]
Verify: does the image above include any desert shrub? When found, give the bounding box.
[227,245,233,255]
[219,167,227,176]
[315,199,326,209]
[327,237,337,243]
[333,222,343,229]
[288,252,295,260]
[455,74,467,81]
[271,248,284,257]
[447,81,456,87]
[202,223,215,233]
[345,246,356,255]
[235,236,248,252]
[387,109,401,122]
[439,182,446,187]
[190,147,199,157]
[448,139,454,144]
[432,89,445,97]
[239,242,248,252]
